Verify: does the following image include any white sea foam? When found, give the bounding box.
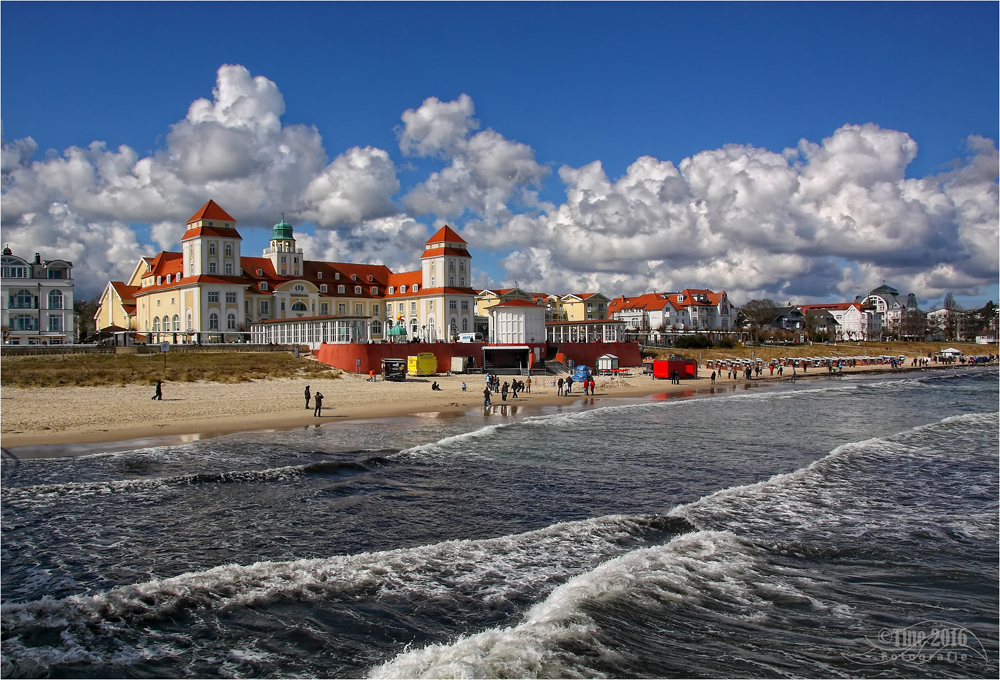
[369,531,763,679]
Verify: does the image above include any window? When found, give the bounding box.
[260,282,268,291]
[398,302,404,314]
[462,318,469,332]
[370,286,378,295]
[371,320,382,334]
[351,274,357,281]
[317,272,323,279]
[13,314,34,330]
[449,276,454,286]
[187,311,193,330]
[190,259,196,275]
[449,300,457,310]
[372,303,379,316]
[368,275,374,282]
[156,276,162,285]
[11,289,33,309]
[173,314,180,331]
[163,315,170,331]
[338,285,345,294]
[461,300,468,310]
[227,313,236,330]
[355,303,363,315]
[209,243,216,256]
[429,301,435,311]
[431,275,436,287]
[294,284,305,292]
[410,301,417,314]
[413,285,419,293]
[260,300,270,315]
[354,286,362,295]
[156,299,161,306]
[320,302,329,315]
[208,291,219,302]
[320,284,328,293]
[245,300,250,314]
[226,292,237,303]
[291,301,308,312]
[225,243,232,257]
[165,274,171,284]
[49,315,63,332]
[45,290,63,310]
[338,303,346,315]
[209,262,217,274]
[153,317,161,332]
[175,272,181,282]
[209,313,219,330]
[225,263,233,275]
[388,287,395,294]
[335,273,340,280]
[400,285,406,294]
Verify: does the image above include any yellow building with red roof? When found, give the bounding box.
[96,200,477,346]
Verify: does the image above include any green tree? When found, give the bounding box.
[739,299,778,343]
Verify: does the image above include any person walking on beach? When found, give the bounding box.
[557,378,564,396]
[313,392,324,417]
[526,376,532,394]
[565,376,573,394]
[304,385,311,409]
[483,386,492,407]
[501,381,509,401]
[710,370,716,384]
[152,379,163,400]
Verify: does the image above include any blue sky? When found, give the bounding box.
[2,1,997,309]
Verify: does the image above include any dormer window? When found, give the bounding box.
[351,274,357,281]
[413,285,419,293]
[260,282,268,291]
[156,276,162,285]
[207,221,214,227]
[257,268,263,276]
[368,275,373,282]
[317,272,323,279]
[338,285,345,294]
[388,286,395,294]
[400,285,407,294]
[354,286,362,295]
[320,284,328,293]
[371,287,378,295]
[165,274,171,284]
[335,273,340,280]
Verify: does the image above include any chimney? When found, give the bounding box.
[34,253,41,264]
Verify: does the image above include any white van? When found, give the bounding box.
[457,332,483,343]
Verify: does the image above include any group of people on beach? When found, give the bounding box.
[555,375,596,396]
[482,374,531,405]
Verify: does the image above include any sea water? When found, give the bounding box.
[1,367,997,678]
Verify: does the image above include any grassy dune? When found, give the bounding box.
[0,352,341,388]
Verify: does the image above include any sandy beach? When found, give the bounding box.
[0,362,982,456]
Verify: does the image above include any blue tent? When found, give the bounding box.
[573,364,591,382]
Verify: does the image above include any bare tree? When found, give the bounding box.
[740,299,778,343]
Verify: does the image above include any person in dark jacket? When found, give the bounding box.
[304,385,311,409]
[152,380,163,400]
[313,392,323,417]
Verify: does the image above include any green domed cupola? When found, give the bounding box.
[273,214,294,240]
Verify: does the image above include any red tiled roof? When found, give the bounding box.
[426,225,466,245]
[798,302,860,313]
[493,299,542,308]
[188,199,236,224]
[673,289,725,307]
[421,246,471,259]
[110,281,140,304]
[182,226,243,239]
[608,292,674,313]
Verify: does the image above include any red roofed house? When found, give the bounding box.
[798,302,877,341]
[100,200,477,346]
[609,289,735,332]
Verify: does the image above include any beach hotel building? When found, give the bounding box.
[1,246,76,345]
[96,200,477,347]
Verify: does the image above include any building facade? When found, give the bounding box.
[2,247,75,345]
[97,200,477,348]
[608,289,735,332]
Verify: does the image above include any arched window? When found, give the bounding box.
[320,284,328,293]
[462,318,469,332]
[291,301,308,312]
[227,313,236,330]
[187,311,193,330]
[225,243,232,257]
[152,317,161,332]
[413,285,419,293]
[47,290,63,309]
[354,286,362,295]
[12,289,32,309]
[388,286,395,294]
[338,285,345,294]
[400,285,406,294]
[209,312,219,330]
[162,315,170,331]
[209,243,216,256]
[172,314,180,331]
